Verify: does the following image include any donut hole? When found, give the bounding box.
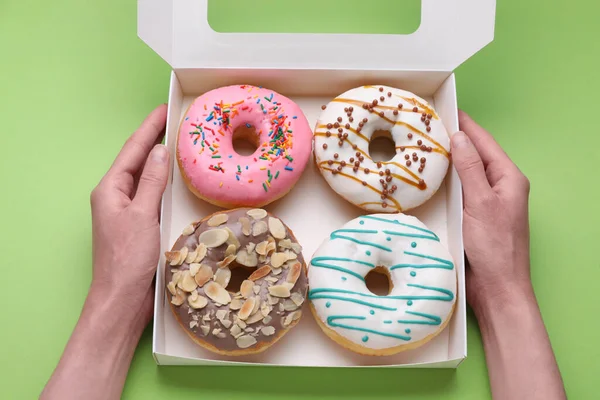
[232,125,260,156]
[368,130,397,162]
[225,264,254,293]
[365,266,393,296]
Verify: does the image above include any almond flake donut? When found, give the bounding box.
[165,208,307,356]
[177,85,312,208]
[314,85,451,212]
[308,214,456,356]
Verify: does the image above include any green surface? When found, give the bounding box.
[0,0,598,398]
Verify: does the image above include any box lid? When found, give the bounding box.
[138,0,496,71]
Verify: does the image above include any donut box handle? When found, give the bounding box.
[138,0,496,72]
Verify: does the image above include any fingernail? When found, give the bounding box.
[451,131,470,148]
[151,144,168,163]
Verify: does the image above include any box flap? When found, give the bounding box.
[138,0,496,71]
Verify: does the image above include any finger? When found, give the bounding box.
[109,104,168,178]
[458,110,512,168]
[133,144,170,211]
[451,131,492,201]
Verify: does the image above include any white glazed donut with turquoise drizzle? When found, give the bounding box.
[308,213,456,355]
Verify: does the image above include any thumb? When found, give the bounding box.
[133,144,169,211]
[451,132,491,201]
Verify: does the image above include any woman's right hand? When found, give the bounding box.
[451,111,533,312]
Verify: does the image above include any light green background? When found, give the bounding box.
[0,0,598,399]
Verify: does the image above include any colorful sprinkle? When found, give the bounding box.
[326,302,331,308]
[411,242,417,248]
[410,271,417,277]
[369,310,375,315]
[362,336,369,342]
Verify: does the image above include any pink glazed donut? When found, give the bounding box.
[177,85,312,208]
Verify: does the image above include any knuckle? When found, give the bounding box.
[139,170,163,187]
[474,193,498,209]
[90,185,104,206]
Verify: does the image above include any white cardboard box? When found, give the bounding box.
[138,0,496,367]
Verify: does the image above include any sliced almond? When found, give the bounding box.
[216,255,236,269]
[282,310,302,327]
[263,315,272,324]
[284,250,298,260]
[207,213,229,227]
[240,280,254,299]
[290,243,302,254]
[230,324,243,338]
[188,293,208,309]
[224,227,241,249]
[258,254,267,264]
[234,317,247,329]
[212,328,221,336]
[291,292,305,307]
[185,250,198,264]
[167,281,177,296]
[216,332,227,339]
[248,265,271,281]
[194,243,207,263]
[278,239,292,249]
[265,241,277,255]
[245,311,264,325]
[282,282,295,291]
[189,263,201,277]
[255,241,269,256]
[171,288,186,306]
[268,217,286,239]
[283,299,299,311]
[270,252,287,268]
[253,285,261,295]
[189,320,198,329]
[182,224,195,236]
[200,325,210,336]
[221,319,232,329]
[268,295,280,305]
[165,251,181,265]
[214,267,231,288]
[238,297,256,320]
[177,247,189,265]
[261,326,276,336]
[251,297,261,315]
[247,208,267,220]
[198,228,229,248]
[194,265,213,287]
[260,302,272,317]
[278,303,285,312]
[204,281,231,305]
[271,268,282,276]
[239,217,251,236]
[171,271,182,286]
[236,249,258,267]
[177,270,198,292]
[229,298,244,310]
[269,285,291,298]
[252,221,268,236]
[202,312,211,322]
[265,276,279,284]
[246,242,256,253]
[215,309,228,321]
[236,335,257,349]
[225,244,237,257]
[286,261,302,285]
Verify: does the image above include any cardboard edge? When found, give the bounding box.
[433,74,467,362]
[152,71,182,363]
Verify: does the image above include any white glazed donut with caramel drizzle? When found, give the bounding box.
[314,85,451,212]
